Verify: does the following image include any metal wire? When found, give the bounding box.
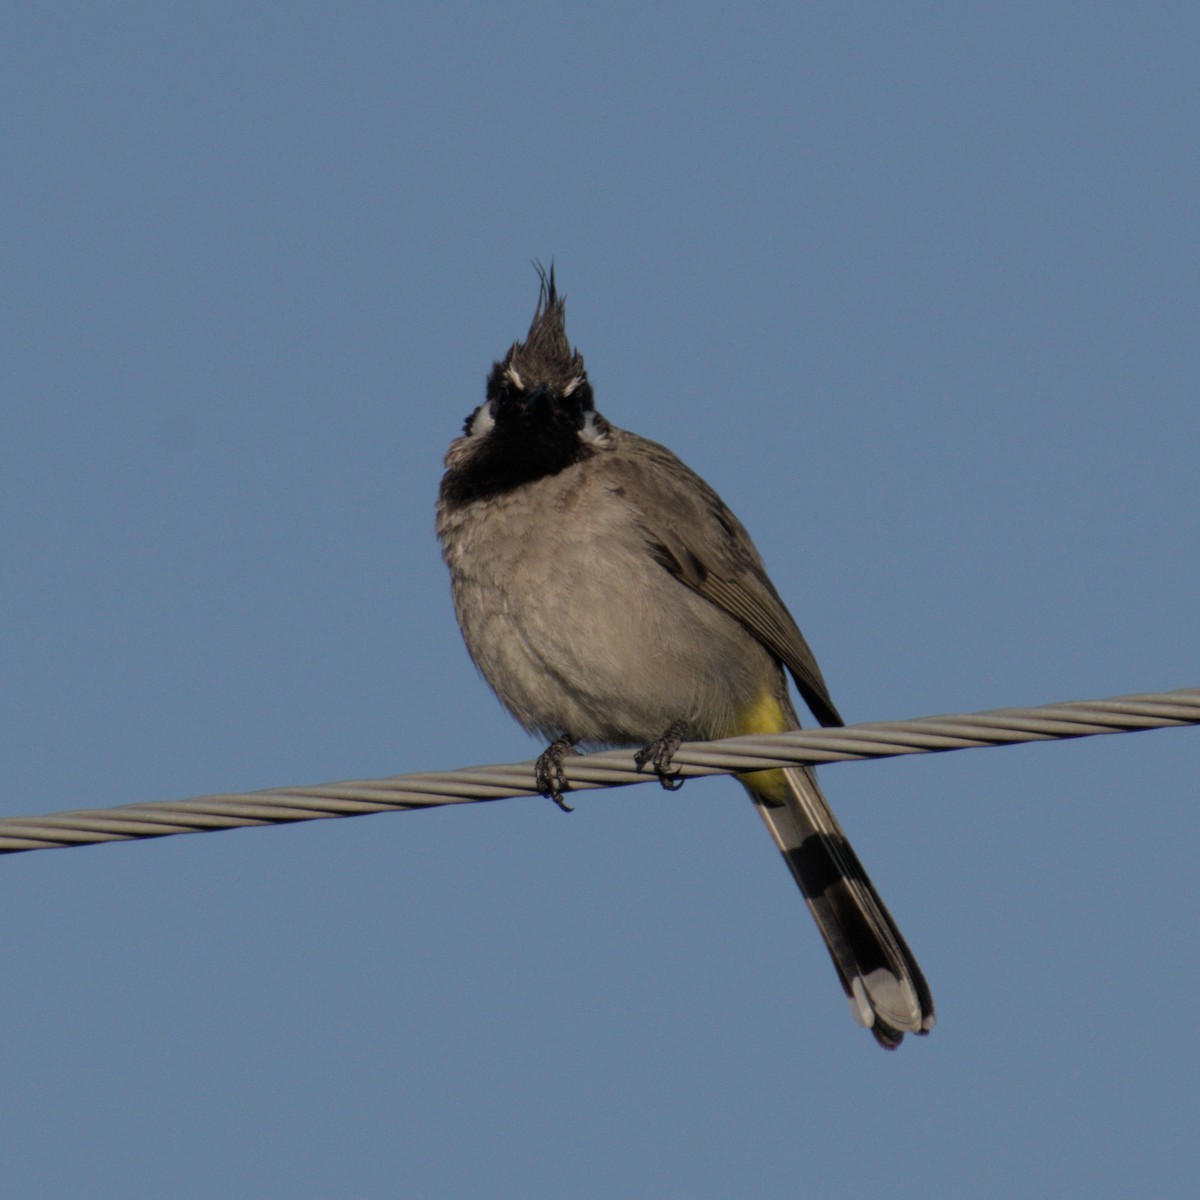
[2,687,1196,855]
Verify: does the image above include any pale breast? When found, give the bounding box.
[440,463,777,745]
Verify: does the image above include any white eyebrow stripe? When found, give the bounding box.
[562,376,582,396]
[504,364,524,389]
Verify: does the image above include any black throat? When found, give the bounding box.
[440,399,597,509]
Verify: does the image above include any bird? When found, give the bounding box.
[435,268,935,1047]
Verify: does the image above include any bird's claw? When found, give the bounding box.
[535,735,578,812]
[634,720,689,791]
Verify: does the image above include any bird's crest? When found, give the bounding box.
[502,263,586,389]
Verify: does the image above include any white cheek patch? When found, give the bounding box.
[468,401,496,438]
[579,411,610,445]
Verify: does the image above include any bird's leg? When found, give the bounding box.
[634,719,689,791]
[535,734,579,812]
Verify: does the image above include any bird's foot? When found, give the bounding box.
[535,735,578,812]
[634,720,689,791]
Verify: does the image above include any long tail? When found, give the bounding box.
[741,764,935,1048]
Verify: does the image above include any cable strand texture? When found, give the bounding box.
[2,687,1196,855]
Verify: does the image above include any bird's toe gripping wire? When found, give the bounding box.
[634,719,690,791]
[535,735,579,811]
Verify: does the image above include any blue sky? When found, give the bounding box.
[3,3,1198,1197]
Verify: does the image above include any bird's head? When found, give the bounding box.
[442,267,612,505]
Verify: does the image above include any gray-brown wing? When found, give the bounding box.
[604,431,844,728]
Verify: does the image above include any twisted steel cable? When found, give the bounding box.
[2,687,1196,855]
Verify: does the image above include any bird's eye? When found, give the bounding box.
[562,378,594,415]
[492,383,520,420]
[491,365,527,418]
